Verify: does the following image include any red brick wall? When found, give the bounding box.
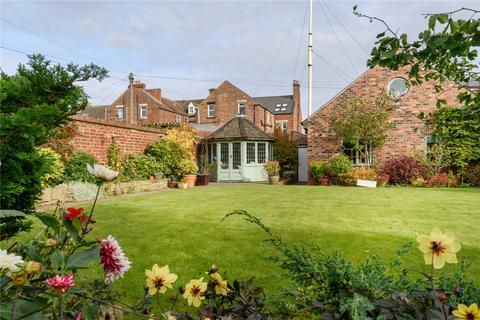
[196,81,275,133]
[71,115,166,163]
[305,66,461,175]
[105,84,183,126]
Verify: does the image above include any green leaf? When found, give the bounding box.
[36,214,60,233]
[50,249,64,271]
[66,244,100,269]
[0,300,44,320]
[428,15,436,30]
[0,210,27,218]
[437,14,448,24]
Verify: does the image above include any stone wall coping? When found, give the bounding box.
[72,115,167,134]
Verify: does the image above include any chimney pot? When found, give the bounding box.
[209,88,215,94]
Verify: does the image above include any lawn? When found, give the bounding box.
[49,185,480,303]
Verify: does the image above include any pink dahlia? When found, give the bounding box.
[46,274,75,294]
[98,235,131,284]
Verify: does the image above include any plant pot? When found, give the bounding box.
[178,181,188,189]
[269,175,280,184]
[196,174,211,186]
[183,174,196,188]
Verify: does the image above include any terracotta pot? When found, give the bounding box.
[269,175,280,184]
[178,181,188,189]
[183,174,196,188]
[196,174,210,186]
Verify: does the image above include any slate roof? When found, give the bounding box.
[79,105,107,119]
[206,116,275,141]
[175,99,204,115]
[253,95,294,114]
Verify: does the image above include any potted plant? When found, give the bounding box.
[180,159,198,188]
[177,177,188,189]
[197,154,215,186]
[264,160,280,184]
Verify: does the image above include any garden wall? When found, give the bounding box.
[70,115,166,163]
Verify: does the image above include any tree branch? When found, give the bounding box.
[421,7,479,17]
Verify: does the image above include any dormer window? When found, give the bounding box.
[188,103,196,115]
[238,102,246,115]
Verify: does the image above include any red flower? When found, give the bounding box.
[65,207,89,224]
[46,274,75,295]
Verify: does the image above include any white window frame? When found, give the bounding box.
[276,121,288,132]
[175,115,181,124]
[116,105,125,120]
[237,101,246,115]
[207,103,215,118]
[139,104,148,119]
[188,103,196,115]
[342,140,372,166]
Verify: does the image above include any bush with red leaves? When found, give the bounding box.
[426,172,449,187]
[382,155,422,185]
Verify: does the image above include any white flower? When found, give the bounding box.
[86,164,119,182]
[99,235,131,284]
[0,249,24,276]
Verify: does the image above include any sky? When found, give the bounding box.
[1,0,478,118]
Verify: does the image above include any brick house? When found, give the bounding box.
[303,66,462,171]
[82,81,188,125]
[177,80,303,137]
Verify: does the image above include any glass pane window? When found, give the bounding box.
[139,105,147,119]
[247,142,256,164]
[232,142,241,169]
[208,103,215,118]
[388,78,409,97]
[220,143,229,169]
[207,144,212,164]
[238,102,246,115]
[116,106,124,120]
[257,143,266,164]
[342,140,371,166]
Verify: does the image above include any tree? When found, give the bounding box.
[354,6,480,169]
[272,128,297,175]
[0,55,107,238]
[332,93,395,167]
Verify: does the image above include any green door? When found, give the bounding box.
[218,142,242,181]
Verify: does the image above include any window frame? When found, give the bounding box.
[388,77,410,97]
[237,101,246,115]
[207,103,215,118]
[188,104,196,115]
[342,140,372,166]
[116,105,125,120]
[138,104,148,119]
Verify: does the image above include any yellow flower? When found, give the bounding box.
[452,303,480,320]
[145,264,177,296]
[211,272,229,296]
[416,228,461,269]
[12,273,28,286]
[25,261,43,274]
[182,277,207,307]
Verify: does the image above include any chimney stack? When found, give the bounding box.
[208,88,215,94]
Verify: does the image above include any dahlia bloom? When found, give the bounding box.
[64,207,89,224]
[145,264,178,295]
[416,228,461,269]
[183,277,207,307]
[87,164,119,182]
[211,272,229,296]
[46,274,75,295]
[452,303,480,320]
[0,249,24,276]
[98,235,131,284]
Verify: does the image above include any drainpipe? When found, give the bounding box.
[196,106,200,124]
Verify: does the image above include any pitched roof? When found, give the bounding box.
[253,95,294,114]
[79,105,107,119]
[206,116,275,141]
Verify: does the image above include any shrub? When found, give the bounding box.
[310,160,329,181]
[120,154,164,181]
[281,170,296,180]
[178,159,198,176]
[63,151,98,183]
[376,172,389,186]
[465,163,480,186]
[411,177,426,187]
[447,171,460,187]
[264,161,280,176]
[37,147,64,188]
[328,155,352,178]
[107,140,122,171]
[145,139,185,177]
[426,172,449,187]
[339,167,377,186]
[273,128,297,174]
[319,176,330,186]
[382,155,422,184]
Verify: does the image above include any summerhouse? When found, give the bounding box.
[205,116,275,182]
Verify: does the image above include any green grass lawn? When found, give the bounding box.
[45,185,480,303]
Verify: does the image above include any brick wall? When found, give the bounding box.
[305,66,461,182]
[71,115,166,163]
[196,81,275,133]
